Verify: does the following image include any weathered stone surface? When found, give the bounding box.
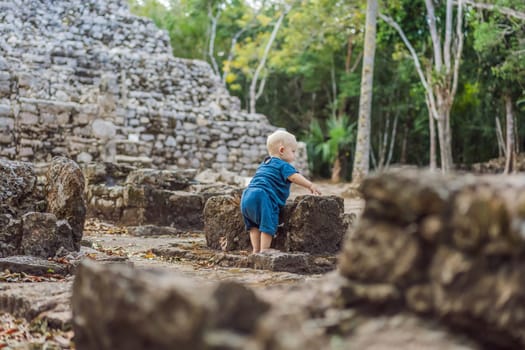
[72,260,269,350]
[195,168,249,187]
[280,195,345,254]
[205,194,345,254]
[0,281,72,330]
[339,218,422,285]
[0,158,86,259]
[338,170,525,349]
[20,212,60,258]
[0,158,44,216]
[86,184,125,221]
[85,164,220,229]
[0,255,70,276]
[127,225,189,236]
[151,242,336,274]
[0,214,22,257]
[46,157,86,251]
[204,195,250,251]
[121,187,205,229]
[249,250,311,274]
[83,162,136,186]
[125,168,197,191]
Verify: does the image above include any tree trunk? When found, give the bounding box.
[249,6,289,114]
[331,158,342,183]
[386,113,398,167]
[504,94,516,174]
[381,0,463,173]
[428,103,437,171]
[495,116,506,158]
[207,4,221,77]
[338,35,362,116]
[400,122,408,164]
[352,0,378,184]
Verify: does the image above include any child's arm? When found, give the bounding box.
[288,173,322,195]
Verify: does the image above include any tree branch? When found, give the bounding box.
[379,13,440,121]
[458,0,525,21]
[249,4,291,113]
[255,75,267,100]
[444,0,454,73]
[207,3,221,77]
[451,0,464,101]
[350,51,363,73]
[221,5,263,84]
[425,0,443,71]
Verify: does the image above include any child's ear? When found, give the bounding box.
[279,146,284,153]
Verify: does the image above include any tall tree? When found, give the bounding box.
[380,0,465,172]
[469,0,525,173]
[352,0,378,183]
[248,3,291,113]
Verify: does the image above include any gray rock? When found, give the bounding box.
[0,255,70,275]
[20,212,59,258]
[279,195,345,254]
[249,250,311,273]
[127,225,188,236]
[46,156,86,251]
[204,195,249,251]
[205,194,347,255]
[125,168,197,191]
[0,211,22,255]
[121,186,205,229]
[72,260,269,350]
[0,281,72,330]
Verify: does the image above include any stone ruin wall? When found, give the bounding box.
[0,0,308,176]
[339,170,525,349]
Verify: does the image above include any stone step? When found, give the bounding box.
[114,154,153,167]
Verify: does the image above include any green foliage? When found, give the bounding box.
[129,0,525,172]
[304,115,356,177]
[129,0,209,59]
[473,21,504,53]
[304,119,326,176]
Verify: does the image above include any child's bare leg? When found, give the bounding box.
[249,228,261,253]
[260,232,273,252]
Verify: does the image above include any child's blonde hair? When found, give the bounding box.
[266,130,297,156]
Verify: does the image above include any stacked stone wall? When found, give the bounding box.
[0,0,308,176]
[338,170,525,349]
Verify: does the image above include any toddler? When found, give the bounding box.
[240,130,321,253]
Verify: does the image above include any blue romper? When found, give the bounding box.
[240,157,298,236]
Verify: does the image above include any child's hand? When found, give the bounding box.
[309,184,321,195]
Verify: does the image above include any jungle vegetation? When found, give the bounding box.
[129,0,525,180]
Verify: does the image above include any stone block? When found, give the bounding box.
[0,158,38,210]
[278,195,346,254]
[72,260,269,350]
[249,250,311,273]
[204,194,346,254]
[120,208,146,226]
[0,104,11,117]
[0,255,70,275]
[46,156,86,251]
[204,195,250,251]
[20,212,59,258]
[121,184,205,229]
[0,214,22,257]
[125,168,197,191]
